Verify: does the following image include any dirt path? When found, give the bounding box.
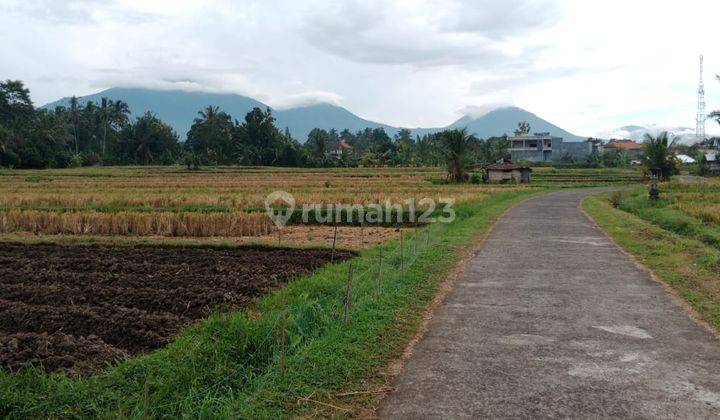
[378,189,720,419]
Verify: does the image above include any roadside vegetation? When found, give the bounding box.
[584,185,720,331]
[609,180,720,251]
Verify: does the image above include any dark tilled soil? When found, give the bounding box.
[0,243,352,375]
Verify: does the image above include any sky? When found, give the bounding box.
[1,0,719,138]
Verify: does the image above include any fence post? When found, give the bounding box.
[143,381,150,419]
[279,287,286,373]
[399,230,404,275]
[331,224,338,262]
[376,248,383,297]
[343,262,353,323]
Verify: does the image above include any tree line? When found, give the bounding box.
[0,80,510,170]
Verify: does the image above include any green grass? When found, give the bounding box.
[617,186,720,251]
[583,193,720,332]
[0,190,542,418]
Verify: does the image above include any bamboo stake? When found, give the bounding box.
[143,382,150,419]
[399,230,404,275]
[376,249,383,297]
[343,262,353,323]
[279,287,286,373]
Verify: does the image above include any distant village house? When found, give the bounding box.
[329,140,353,158]
[603,139,643,157]
[508,133,598,162]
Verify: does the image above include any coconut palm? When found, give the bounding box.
[69,96,79,154]
[442,128,474,183]
[641,131,679,181]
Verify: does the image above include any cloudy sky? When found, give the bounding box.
[1,0,719,137]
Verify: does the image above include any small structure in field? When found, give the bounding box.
[485,161,532,184]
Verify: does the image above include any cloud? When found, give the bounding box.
[594,124,720,144]
[457,103,511,118]
[1,0,152,24]
[269,91,343,109]
[436,0,563,37]
[2,0,720,133]
[300,0,559,67]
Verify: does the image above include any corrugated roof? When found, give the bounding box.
[486,162,532,171]
[605,139,643,151]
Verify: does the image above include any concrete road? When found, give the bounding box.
[378,190,720,419]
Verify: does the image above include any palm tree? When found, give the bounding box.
[641,131,679,181]
[100,97,109,157]
[69,96,79,154]
[442,128,473,183]
[111,100,130,126]
[198,105,220,123]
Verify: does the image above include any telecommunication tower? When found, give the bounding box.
[696,55,705,142]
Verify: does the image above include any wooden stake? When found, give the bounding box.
[425,228,430,247]
[376,249,383,297]
[143,381,150,419]
[279,287,286,373]
[343,263,353,323]
[399,230,404,275]
[331,224,338,262]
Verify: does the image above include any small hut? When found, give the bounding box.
[485,161,532,184]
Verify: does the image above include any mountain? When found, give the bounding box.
[273,103,396,138]
[42,88,586,141]
[446,107,585,142]
[594,124,718,144]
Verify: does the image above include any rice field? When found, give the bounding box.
[613,177,720,250]
[0,166,530,241]
[0,165,642,245]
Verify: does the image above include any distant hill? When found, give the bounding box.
[595,124,712,144]
[42,88,586,142]
[445,107,585,142]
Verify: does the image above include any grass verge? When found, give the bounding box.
[0,190,541,418]
[583,193,720,332]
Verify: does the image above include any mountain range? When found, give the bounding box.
[595,124,720,144]
[42,88,586,142]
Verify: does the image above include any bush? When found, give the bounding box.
[69,154,83,168]
[609,191,624,208]
[82,152,102,166]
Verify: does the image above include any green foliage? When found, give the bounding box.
[609,190,624,208]
[694,152,710,176]
[641,132,679,180]
[115,113,180,165]
[441,128,473,183]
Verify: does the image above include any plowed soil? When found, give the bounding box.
[0,243,352,375]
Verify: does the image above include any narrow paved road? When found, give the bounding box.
[379,190,720,419]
